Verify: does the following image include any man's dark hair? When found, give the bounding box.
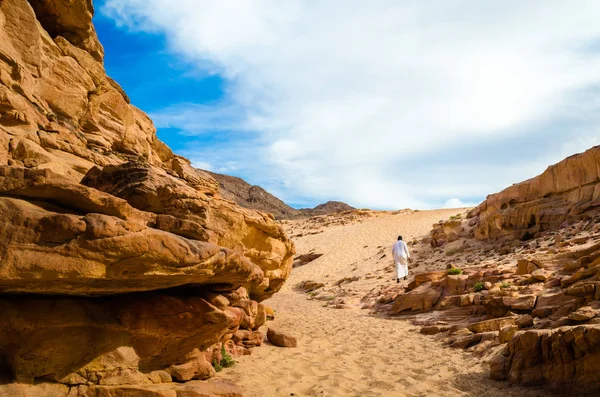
[398,236,403,241]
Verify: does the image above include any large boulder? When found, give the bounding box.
[81,162,294,300]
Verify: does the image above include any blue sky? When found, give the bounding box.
[94,9,226,154]
[95,1,600,210]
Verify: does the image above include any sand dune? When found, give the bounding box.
[217,209,550,396]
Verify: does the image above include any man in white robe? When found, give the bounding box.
[392,235,410,283]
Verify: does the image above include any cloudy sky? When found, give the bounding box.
[95,1,600,210]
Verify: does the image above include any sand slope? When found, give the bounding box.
[217,209,549,396]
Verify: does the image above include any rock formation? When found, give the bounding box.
[491,325,600,395]
[405,146,600,394]
[473,145,600,241]
[368,234,600,393]
[0,0,294,395]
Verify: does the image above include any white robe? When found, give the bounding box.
[392,240,410,278]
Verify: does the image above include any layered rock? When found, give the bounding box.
[373,235,600,394]
[0,0,294,395]
[473,145,600,241]
[491,325,600,394]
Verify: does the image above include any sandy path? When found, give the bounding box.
[217,209,549,396]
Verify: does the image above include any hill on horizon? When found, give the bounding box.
[207,171,355,219]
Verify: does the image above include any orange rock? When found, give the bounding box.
[231,330,264,348]
[0,1,296,393]
[468,317,516,333]
[474,146,600,241]
[266,328,297,348]
[491,325,600,394]
[85,379,243,397]
[391,283,442,314]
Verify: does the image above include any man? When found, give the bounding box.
[392,235,410,283]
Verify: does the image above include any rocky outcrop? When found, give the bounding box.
[0,0,294,395]
[369,234,600,394]
[491,325,600,395]
[473,145,600,241]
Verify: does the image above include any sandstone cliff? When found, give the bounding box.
[0,0,294,395]
[412,145,600,394]
[473,145,600,241]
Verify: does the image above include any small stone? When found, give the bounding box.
[420,325,449,335]
[516,314,534,329]
[267,328,297,348]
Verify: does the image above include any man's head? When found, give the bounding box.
[398,236,403,241]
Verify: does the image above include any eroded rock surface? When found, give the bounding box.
[0,0,294,395]
[491,325,600,395]
[473,145,600,241]
[368,226,600,395]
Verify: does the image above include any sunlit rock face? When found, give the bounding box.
[0,1,294,395]
[472,145,600,241]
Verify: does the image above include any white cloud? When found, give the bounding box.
[102,0,600,209]
[443,198,476,209]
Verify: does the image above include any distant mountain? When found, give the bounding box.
[298,201,356,217]
[206,171,298,219]
[207,172,355,219]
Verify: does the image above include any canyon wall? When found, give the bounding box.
[0,0,294,395]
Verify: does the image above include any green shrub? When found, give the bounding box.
[213,345,236,372]
[212,358,222,372]
[473,282,484,292]
[447,268,463,275]
[500,282,511,289]
[220,345,236,368]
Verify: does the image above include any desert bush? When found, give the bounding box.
[447,268,463,275]
[212,358,222,372]
[220,345,236,368]
[213,345,236,372]
[473,282,484,292]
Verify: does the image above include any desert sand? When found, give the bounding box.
[216,209,550,396]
